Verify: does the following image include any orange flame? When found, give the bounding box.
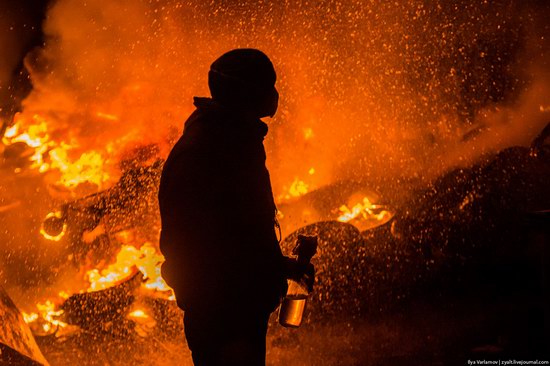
[85,242,173,297]
[22,300,68,335]
[337,196,393,224]
[2,114,110,189]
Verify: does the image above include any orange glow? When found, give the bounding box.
[303,127,314,140]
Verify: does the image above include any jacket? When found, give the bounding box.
[158,97,287,313]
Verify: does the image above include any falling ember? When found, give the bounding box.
[337,196,393,227]
[96,112,119,121]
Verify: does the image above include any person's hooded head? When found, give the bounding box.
[208,48,279,118]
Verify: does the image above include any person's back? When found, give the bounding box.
[158,49,309,365]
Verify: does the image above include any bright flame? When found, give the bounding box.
[22,300,68,335]
[289,178,309,197]
[337,196,393,223]
[2,114,110,189]
[128,309,148,319]
[4,124,19,139]
[85,242,173,296]
[49,148,108,187]
[277,170,318,202]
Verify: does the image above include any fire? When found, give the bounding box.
[127,306,157,335]
[289,178,309,197]
[22,300,68,336]
[22,243,174,333]
[337,196,393,224]
[48,148,109,187]
[278,176,312,202]
[40,211,67,242]
[85,242,173,296]
[128,309,149,319]
[2,113,110,189]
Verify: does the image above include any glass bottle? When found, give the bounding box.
[279,235,317,328]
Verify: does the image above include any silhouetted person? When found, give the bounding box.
[158,49,311,365]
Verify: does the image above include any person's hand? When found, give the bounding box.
[284,257,315,292]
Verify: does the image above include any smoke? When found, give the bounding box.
[2,0,550,311]
[0,0,47,118]
[11,0,550,195]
